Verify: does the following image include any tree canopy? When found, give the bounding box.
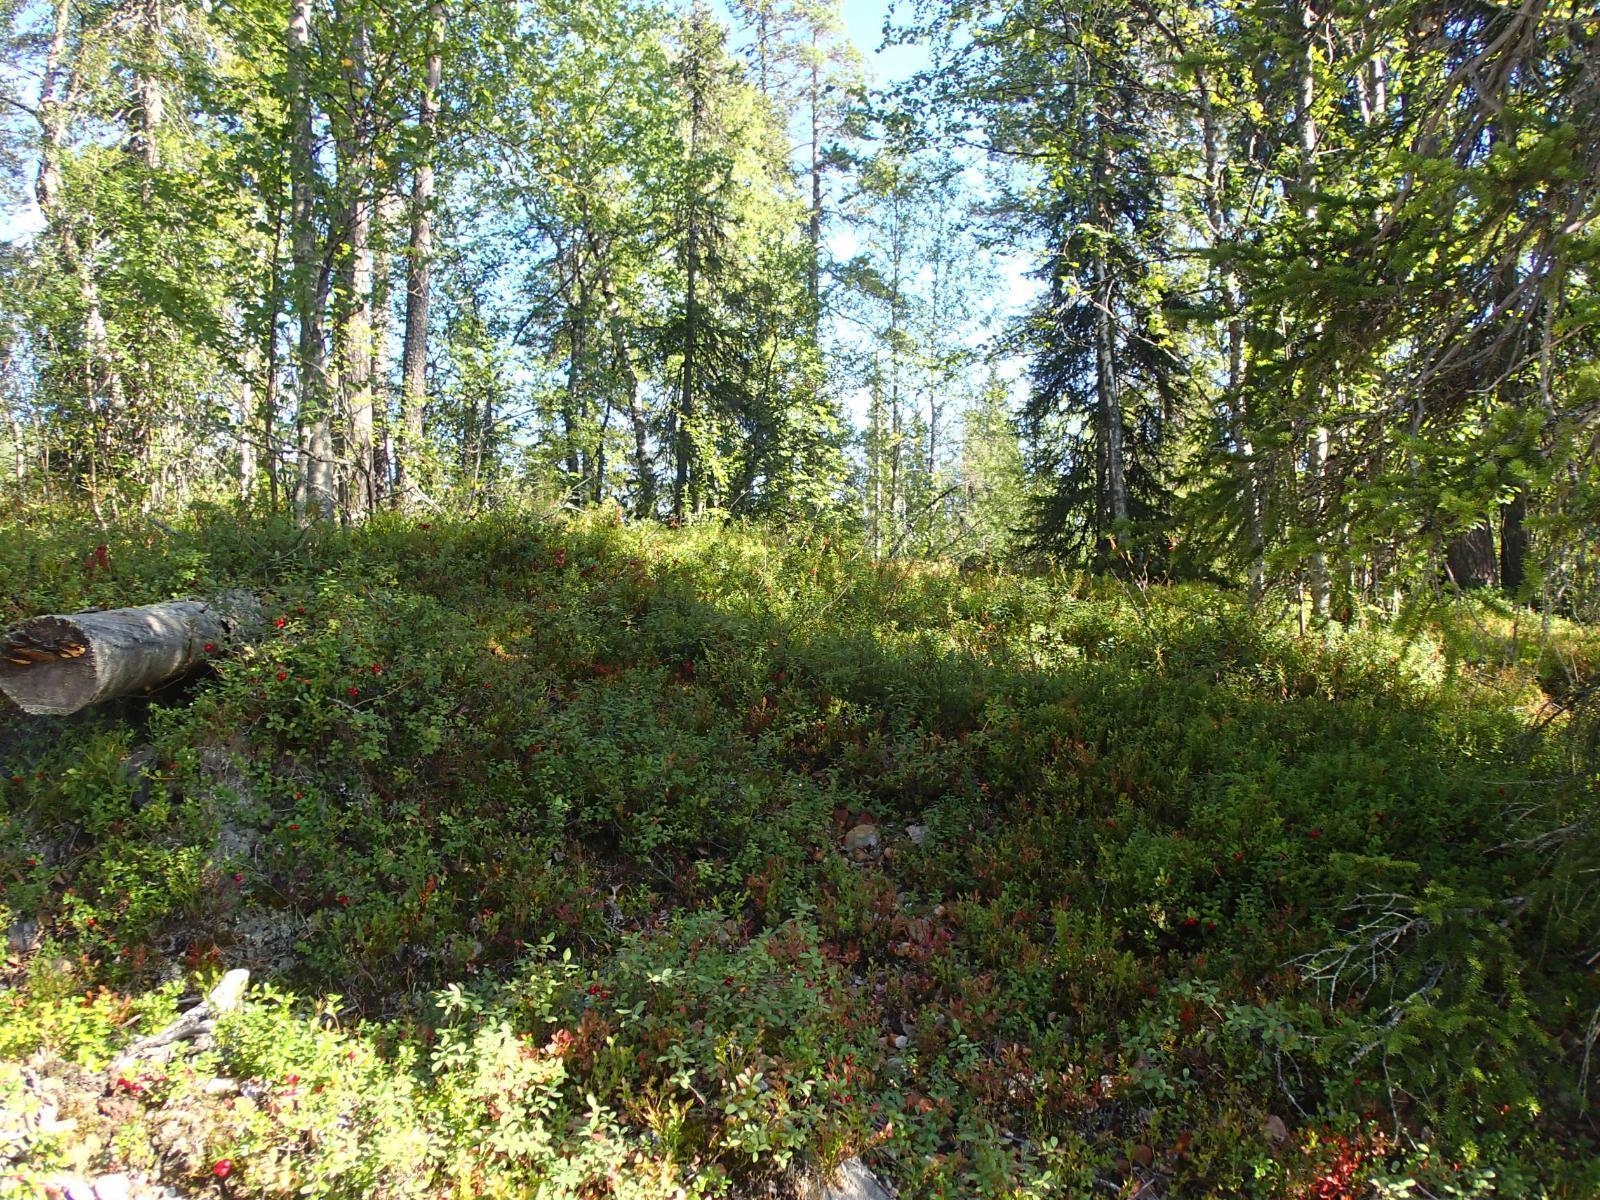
[2,0,1594,613]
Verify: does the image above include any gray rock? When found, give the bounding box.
[207,968,250,1013]
[823,1157,894,1200]
[905,825,929,846]
[118,746,160,811]
[6,914,39,954]
[225,908,298,975]
[843,824,880,854]
[92,1173,132,1200]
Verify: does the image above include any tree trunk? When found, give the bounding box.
[1093,250,1129,533]
[808,48,822,325]
[1,594,261,716]
[238,349,257,501]
[562,245,585,483]
[1446,522,1498,589]
[1500,494,1528,597]
[1298,1,1331,621]
[338,17,376,521]
[288,0,333,521]
[34,0,71,223]
[397,0,443,507]
[675,188,699,521]
[128,0,163,175]
[9,415,24,494]
[887,220,905,548]
[125,0,164,503]
[1196,80,1263,597]
[370,189,404,505]
[868,369,883,558]
[300,270,336,520]
[1309,424,1331,618]
[37,0,123,504]
[595,259,653,516]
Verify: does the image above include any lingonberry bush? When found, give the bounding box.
[1,509,1596,1197]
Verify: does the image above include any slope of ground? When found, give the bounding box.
[1,511,1596,1198]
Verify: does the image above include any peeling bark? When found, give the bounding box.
[1,593,261,715]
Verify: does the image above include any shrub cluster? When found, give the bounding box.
[1,510,1596,1197]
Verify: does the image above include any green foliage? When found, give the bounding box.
[1,512,1597,1196]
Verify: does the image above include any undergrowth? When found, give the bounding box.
[1,508,1596,1197]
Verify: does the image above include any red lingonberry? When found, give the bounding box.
[203,642,216,653]
[212,1160,233,1178]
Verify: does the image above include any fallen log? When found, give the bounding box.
[0,592,260,716]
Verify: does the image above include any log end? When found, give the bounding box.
[0,616,101,715]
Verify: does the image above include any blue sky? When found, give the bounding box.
[838,0,928,85]
[828,0,1038,403]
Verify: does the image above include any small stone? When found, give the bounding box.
[892,1034,908,1050]
[843,824,880,854]
[93,1173,132,1200]
[1131,1144,1154,1169]
[1263,1113,1288,1144]
[38,1113,77,1135]
[202,1078,238,1095]
[207,969,249,1013]
[823,1156,894,1200]
[906,825,929,846]
[6,915,39,954]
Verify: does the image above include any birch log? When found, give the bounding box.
[0,592,260,715]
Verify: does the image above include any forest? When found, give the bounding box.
[1,0,1598,1196]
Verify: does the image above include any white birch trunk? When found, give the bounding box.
[1,593,261,715]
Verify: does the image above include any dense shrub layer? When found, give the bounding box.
[2,511,1596,1197]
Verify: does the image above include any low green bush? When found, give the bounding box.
[1,510,1595,1196]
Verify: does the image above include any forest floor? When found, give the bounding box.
[1,511,1597,1199]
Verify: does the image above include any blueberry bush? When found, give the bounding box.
[1,509,1596,1197]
